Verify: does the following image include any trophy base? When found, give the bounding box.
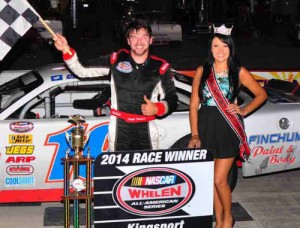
[62,154,93,228]
[62,194,94,200]
[62,156,94,162]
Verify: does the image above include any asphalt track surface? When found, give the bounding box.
[0,168,299,228]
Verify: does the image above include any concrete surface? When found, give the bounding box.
[233,169,300,228]
[0,169,299,227]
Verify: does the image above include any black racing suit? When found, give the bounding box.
[63,48,178,151]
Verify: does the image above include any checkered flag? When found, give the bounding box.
[0,0,40,61]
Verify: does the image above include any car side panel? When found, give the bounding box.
[157,111,190,149]
[243,104,300,176]
[0,118,109,202]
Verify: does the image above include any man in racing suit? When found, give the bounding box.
[54,18,178,152]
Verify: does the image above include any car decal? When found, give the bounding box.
[9,121,34,133]
[66,74,75,79]
[51,75,63,81]
[44,122,109,183]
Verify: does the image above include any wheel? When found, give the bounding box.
[170,134,238,192]
[170,134,191,149]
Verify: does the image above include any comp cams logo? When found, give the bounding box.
[113,167,195,216]
[6,165,34,175]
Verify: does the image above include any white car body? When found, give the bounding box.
[0,64,190,202]
[241,89,300,176]
[1,64,300,202]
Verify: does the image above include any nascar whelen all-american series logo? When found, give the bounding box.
[112,167,195,216]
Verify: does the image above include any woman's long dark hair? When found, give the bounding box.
[200,33,241,102]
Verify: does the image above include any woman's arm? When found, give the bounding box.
[188,66,202,148]
[227,66,267,116]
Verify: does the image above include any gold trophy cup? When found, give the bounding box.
[62,114,93,228]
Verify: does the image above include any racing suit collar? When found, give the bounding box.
[129,54,150,70]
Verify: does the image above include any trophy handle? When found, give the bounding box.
[83,130,91,148]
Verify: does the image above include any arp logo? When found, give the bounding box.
[113,167,195,216]
[5,156,36,163]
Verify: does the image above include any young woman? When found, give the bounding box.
[188,25,267,228]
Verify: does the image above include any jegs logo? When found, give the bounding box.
[6,145,35,155]
[113,167,195,216]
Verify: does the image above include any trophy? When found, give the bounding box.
[62,114,93,228]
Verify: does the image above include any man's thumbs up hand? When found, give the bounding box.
[141,95,158,116]
[143,95,152,104]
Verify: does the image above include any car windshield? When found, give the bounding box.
[0,70,43,112]
[241,85,300,104]
[266,87,300,104]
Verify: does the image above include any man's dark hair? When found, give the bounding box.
[125,17,152,38]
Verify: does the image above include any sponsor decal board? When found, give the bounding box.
[94,148,214,228]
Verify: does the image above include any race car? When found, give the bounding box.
[0,63,191,202]
[1,64,300,202]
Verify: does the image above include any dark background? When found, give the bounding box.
[1,0,300,71]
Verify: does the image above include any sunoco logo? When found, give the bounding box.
[113,167,195,216]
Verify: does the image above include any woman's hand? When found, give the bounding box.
[226,103,245,116]
[188,135,201,148]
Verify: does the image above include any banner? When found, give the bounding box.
[94,148,214,228]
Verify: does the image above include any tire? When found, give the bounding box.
[170,134,191,149]
[170,134,238,192]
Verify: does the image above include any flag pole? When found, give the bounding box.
[38,17,72,55]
